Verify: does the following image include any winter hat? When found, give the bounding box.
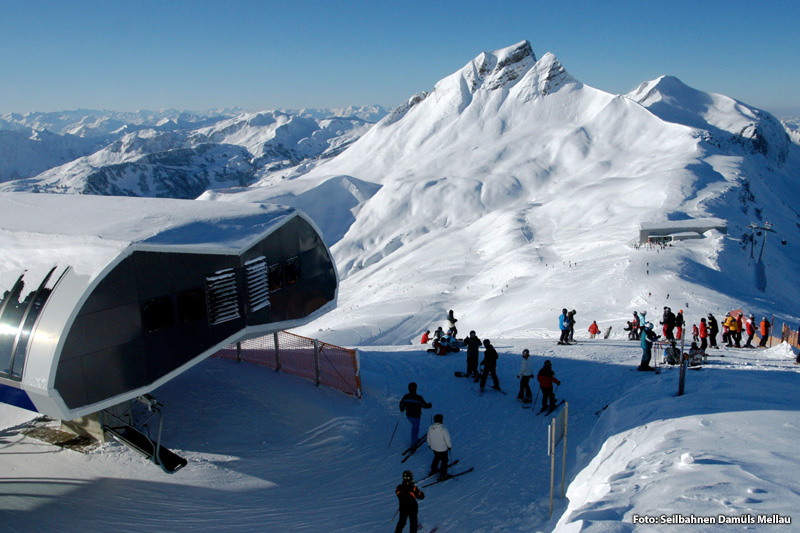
[433,414,443,423]
[522,349,530,356]
[544,360,552,367]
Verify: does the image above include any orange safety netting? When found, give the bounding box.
[213,331,361,399]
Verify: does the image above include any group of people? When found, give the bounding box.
[422,310,461,356]
[633,307,774,371]
[558,308,578,345]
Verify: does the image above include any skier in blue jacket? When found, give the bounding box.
[639,322,659,371]
[558,308,570,345]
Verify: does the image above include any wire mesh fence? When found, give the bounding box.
[212,331,362,399]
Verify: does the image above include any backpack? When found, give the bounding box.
[665,346,681,365]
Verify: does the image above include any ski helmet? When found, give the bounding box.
[402,470,414,481]
[544,359,551,367]
[522,349,530,356]
[646,322,654,329]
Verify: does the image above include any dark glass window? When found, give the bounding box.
[285,256,301,285]
[177,289,206,322]
[268,263,284,292]
[142,297,175,333]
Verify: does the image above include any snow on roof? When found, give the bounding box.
[639,217,727,231]
[0,192,294,297]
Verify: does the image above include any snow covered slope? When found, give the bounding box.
[206,41,800,346]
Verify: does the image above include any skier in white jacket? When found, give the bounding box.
[517,349,533,402]
[427,414,452,480]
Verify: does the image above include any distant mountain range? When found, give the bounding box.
[0,106,388,198]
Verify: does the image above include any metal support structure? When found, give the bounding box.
[313,339,321,386]
[274,332,281,372]
[547,401,569,518]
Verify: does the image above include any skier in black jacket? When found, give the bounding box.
[707,313,719,348]
[399,382,432,448]
[479,339,500,392]
[394,470,425,533]
[463,330,482,378]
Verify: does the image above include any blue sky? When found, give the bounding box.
[1,0,798,116]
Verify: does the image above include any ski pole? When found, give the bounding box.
[388,416,401,448]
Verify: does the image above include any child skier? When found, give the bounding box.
[536,360,561,412]
[394,470,425,533]
[517,349,533,402]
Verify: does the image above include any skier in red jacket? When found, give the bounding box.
[537,360,561,411]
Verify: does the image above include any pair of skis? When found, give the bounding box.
[400,434,427,463]
[420,466,474,487]
[535,399,565,416]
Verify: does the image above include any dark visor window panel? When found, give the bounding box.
[245,256,270,313]
[206,269,241,325]
[268,263,284,293]
[285,256,301,285]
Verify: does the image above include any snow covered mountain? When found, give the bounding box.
[204,40,800,346]
[0,107,386,196]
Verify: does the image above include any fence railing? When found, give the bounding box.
[777,322,800,351]
[213,331,362,399]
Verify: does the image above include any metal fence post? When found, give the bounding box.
[313,339,321,386]
[236,342,241,363]
[274,332,281,372]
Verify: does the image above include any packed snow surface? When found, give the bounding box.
[2,340,798,531]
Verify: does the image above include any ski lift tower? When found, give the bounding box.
[748,222,776,292]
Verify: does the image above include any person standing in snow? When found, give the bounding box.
[707,313,719,349]
[639,322,659,371]
[479,339,500,392]
[567,310,577,343]
[661,307,675,341]
[675,310,685,340]
[537,360,560,411]
[558,309,570,345]
[698,318,708,352]
[394,470,425,533]
[426,413,452,480]
[744,314,756,348]
[722,312,734,347]
[631,312,641,340]
[588,321,600,339]
[517,349,533,402]
[759,317,771,348]
[399,382,432,448]
[447,310,458,338]
[692,323,699,343]
[463,330,482,378]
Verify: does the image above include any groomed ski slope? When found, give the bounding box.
[1,337,798,532]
